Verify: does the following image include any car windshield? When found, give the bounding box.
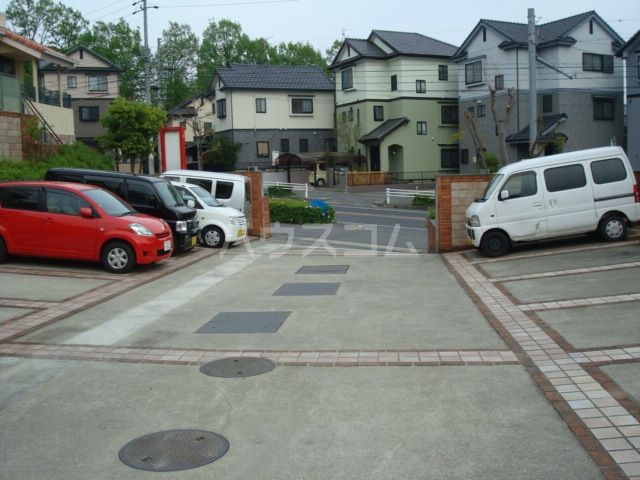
[155,180,186,207]
[476,174,504,202]
[189,184,223,207]
[83,188,135,216]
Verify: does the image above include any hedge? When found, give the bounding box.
[270,198,335,224]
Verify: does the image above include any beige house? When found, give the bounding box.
[40,46,122,147]
[166,94,216,165]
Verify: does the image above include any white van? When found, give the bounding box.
[171,182,247,248]
[466,146,640,257]
[161,170,251,215]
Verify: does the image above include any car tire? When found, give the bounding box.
[101,241,135,274]
[201,226,225,248]
[316,178,325,187]
[480,230,510,257]
[598,214,627,242]
[0,237,7,263]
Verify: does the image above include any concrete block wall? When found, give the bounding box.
[0,112,25,160]
[431,175,492,253]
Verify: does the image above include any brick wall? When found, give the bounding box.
[239,171,271,238]
[430,174,492,253]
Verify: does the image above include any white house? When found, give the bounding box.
[617,29,640,171]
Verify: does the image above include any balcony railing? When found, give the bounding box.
[0,73,22,113]
[25,85,72,109]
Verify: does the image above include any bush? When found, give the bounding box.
[412,195,435,207]
[270,198,335,224]
[0,143,113,181]
[267,185,294,197]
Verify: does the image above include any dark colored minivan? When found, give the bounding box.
[45,168,199,252]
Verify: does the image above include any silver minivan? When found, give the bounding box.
[466,146,640,257]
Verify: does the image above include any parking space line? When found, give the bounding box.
[519,293,640,312]
[489,261,640,283]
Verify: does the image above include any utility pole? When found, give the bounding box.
[133,0,157,104]
[528,8,537,154]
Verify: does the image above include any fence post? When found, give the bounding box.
[305,183,308,199]
[386,187,390,205]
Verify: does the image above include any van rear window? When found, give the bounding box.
[216,181,234,199]
[590,158,627,184]
[544,164,587,192]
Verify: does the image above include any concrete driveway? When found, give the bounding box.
[0,235,639,479]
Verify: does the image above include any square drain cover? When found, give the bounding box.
[273,283,340,296]
[296,265,350,275]
[196,311,290,334]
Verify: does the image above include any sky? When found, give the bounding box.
[2,0,639,54]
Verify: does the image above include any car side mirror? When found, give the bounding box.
[499,190,510,201]
[187,199,195,209]
[79,207,93,218]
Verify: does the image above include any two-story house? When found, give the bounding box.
[166,93,215,165]
[209,64,335,169]
[453,11,624,171]
[40,46,122,147]
[330,30,459,176]
[618,29,640,171]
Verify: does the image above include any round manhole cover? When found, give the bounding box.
[200,357,276,378]
[119,429,229,472]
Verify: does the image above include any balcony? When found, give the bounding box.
[1,73,72,114]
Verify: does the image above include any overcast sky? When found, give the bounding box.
[3,0,640,53]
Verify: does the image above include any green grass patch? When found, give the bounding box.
[267,185,294,197]
[270,198,335,224]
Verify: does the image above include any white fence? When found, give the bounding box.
[385,187,435,205]
[264,181,310,199]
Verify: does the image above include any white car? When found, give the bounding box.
[171,182,247,248]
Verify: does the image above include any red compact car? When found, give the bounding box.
[0,181,173,273]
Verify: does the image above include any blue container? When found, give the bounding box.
[309,199,330,214]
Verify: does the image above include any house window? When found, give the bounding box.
[467,106,475,117]
[291,97,313,114]
[67,76,77,89]
[542,94,553,113]
[441,149,459,169]
[348,107,353,121]
[373,105,384,121]
[341,111,347,122]
[256,98,266,113]
[495,75,504,90]
[356,108,360,124]
[477,104,485,117]
[299,138,309,153]
[88,75,108,92]
[203,122,212,134]
[416,80,426,93]
[391,75,397,91]
[417,121,427,135]
[589,20,594,34]
[280,139,289,152]
[441,105,458,124]
[593,97,614,120]
[79,106,99,122]
[324,138,337,152]
[465,61,483,85]
[583,53,614,73]
[341,68,353,90]
[256,141,269,157]
[461,149,469,165]
[482,27,487,42]
[216,99,226,118]
[438,65,448,81]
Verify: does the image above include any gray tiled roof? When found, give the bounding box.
[506,114,567,144]
[346,38,386,58]
[484,11,593,44]
[360,118,409,143]
[215,64,334,91]
[371,30,458,57]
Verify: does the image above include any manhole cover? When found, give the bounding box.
[118,429,229,472]
[200,357,276,378]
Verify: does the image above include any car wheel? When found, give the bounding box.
[0,237,7,263]
[598,214,627,242]
[102,241,135,274]
[201,226,225,248]
[480,231,510,257]
[316,178,325,187]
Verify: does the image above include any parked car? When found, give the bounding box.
[45,168,199,253]
[171,182,247,248]
[466,146,640,257]
[160,170,251,215]
[0,181,173,273]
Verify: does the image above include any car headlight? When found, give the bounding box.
[227,216,243,225]
[129,223,153,237]
[175,220,187,232]
[468,215,481,227]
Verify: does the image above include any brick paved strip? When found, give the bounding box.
[443,251,640,479]
[569,348,640,365]
[490,261,640,283]
[519,293,640,312]
[0,299,57,310]
[0,343,519,366]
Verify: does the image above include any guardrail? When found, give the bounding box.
[263,181,309,199]
[385,187,435,205]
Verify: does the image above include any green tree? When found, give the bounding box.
[197,19,249,91]
[205,136,241,172]
[325,39,342,65]
[78,20,144,100]
[273,41,325,68]
[99,97,166,172]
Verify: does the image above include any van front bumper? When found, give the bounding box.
[466,225,485,248]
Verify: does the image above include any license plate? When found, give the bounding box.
[164,240,172,251]
[191,235,198,247]
[236,228,245,237]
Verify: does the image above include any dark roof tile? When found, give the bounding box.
[215,64,334,91]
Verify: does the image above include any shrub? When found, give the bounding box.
[270,198,335,224]
[0,143,113,181]
[268,185,294,197]
[412,195,435,207]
